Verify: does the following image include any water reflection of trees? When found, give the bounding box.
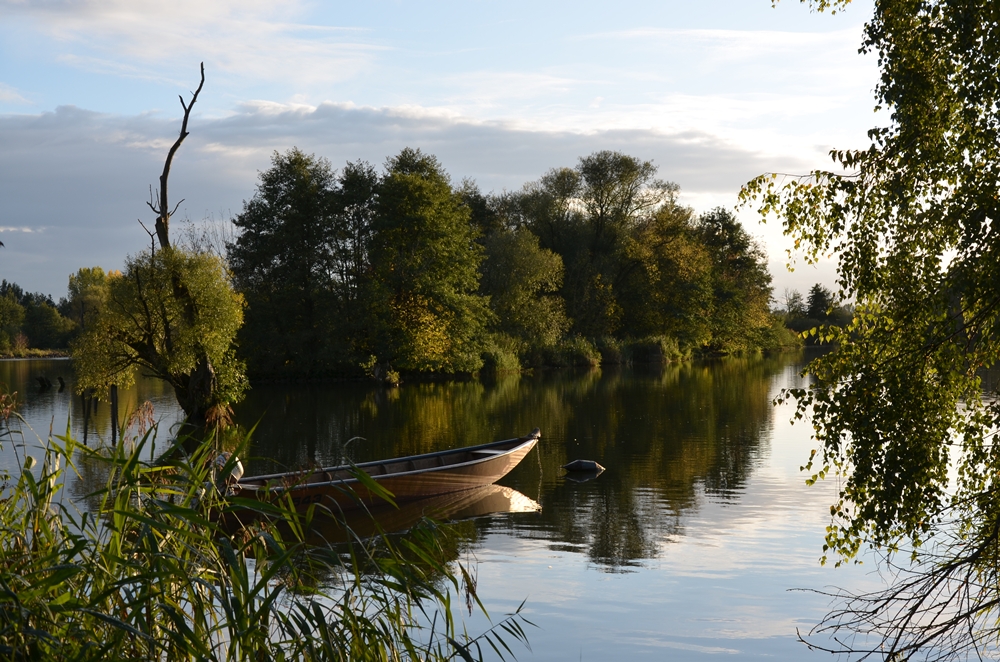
[238,355,790,571]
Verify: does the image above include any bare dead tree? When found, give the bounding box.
[146,62,205,250]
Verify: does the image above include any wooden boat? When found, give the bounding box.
[231,428,541,511]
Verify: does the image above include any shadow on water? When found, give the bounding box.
[1,353,796,572]
[235,354,792,571]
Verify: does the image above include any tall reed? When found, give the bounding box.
[0,392,529,660]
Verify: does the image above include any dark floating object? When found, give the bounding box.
[564,469,604,483]
[562,459,605,472]
[36,376,52,390]
[57,376,66,392]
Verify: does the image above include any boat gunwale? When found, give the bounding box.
[236,433,540,494]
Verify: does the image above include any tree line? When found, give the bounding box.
[225,147,796,380]
[5,148,804,376]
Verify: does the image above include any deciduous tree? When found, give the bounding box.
[73,64,246,425]
[366,148,490,373]
[743,0,1000,656]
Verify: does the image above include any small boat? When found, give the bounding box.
[231,428,541,511]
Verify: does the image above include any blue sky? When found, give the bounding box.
[0,0,878,299]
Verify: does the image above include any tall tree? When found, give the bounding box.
[365,148,490,373]
[743,0,1000,656]
[805,283,833,322]
[616,200,714,346]
[73,64,246,425]
[63,267,110,331]
[479,228,569,349]
[229,149,342,375]
[697,208,772,353]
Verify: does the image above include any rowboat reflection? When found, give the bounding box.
[303,484,541,544]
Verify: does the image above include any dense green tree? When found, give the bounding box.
[229,149,343,375]
[615,194,714,346]
[696,208,772,353]
[805,283,833,322]
[73,249,246,418]
[744,0,1000,656]
[23,301,74,349]
[479,228,569,348]
[0,280,75,350]
[62,267,110,331]
[515,152,678,337]
[0,293,24,352]
[364,149,490,374]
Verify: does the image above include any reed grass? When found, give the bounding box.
[0,391,530,661]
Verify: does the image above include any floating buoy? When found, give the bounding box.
[562,459,605,472]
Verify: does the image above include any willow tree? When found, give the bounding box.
[743,1,1000,657]
[73,64,246,425]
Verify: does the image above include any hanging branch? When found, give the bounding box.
[146,62,205,250]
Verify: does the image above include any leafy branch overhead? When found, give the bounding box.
[746,0,1000,657]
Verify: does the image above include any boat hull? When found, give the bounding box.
[231,430,540,512]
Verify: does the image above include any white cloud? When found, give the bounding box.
[0,83,27,104]
[0,101,815,297]
[2,0,382,89]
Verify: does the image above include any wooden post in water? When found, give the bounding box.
[82,390,90,446]
[110,385,119,445]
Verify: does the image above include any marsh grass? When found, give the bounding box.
[0,391,530,661]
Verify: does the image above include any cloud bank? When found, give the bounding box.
[0,101,814,297]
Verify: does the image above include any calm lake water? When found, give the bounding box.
[0,354,879,660]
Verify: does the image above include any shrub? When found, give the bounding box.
[481,335,523,373]
[625,335,684,364]
[595,337,626,365]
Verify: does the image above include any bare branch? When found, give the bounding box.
[137,219,156,254]
[153,62,205,249]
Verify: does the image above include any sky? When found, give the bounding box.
[0,0,880,300]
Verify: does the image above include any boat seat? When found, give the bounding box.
[471,449,505,455]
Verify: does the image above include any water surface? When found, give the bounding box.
[0,354,878,660]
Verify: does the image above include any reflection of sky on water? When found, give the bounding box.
[0,353,885,659]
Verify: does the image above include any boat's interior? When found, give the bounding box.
[239,439,522,489]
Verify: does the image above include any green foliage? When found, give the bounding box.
[616,196,714,348]
[625,336,685,364]
[0,292,24,352]
[479,227,569,349]
[230,149,491,378]
[72,248,246,419]
[479,333,522,373]
[227,147,786,377]
[743,0,1000,577]
[365,149,491,374]
[230,149,351,376]
[23,301,75,350]
[0,400,529,660]
[758,314,804,352]
[62,267,110,331]
[524,336,600,368]
[696,208,773,354]
[0,280,75,352]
